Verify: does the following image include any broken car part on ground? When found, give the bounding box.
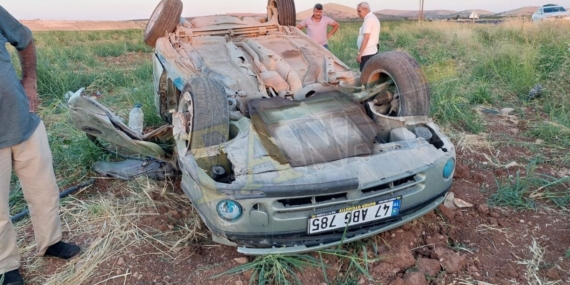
[67,0,456,254]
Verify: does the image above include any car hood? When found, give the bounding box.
[248,91,378,167]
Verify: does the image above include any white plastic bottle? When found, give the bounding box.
[128,103,144,136]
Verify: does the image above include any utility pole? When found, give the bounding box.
[418,0,425,23]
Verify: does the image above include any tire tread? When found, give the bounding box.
[183,77,230,149]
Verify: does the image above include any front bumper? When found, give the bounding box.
[180,139,454,254]
[236,186,449,255]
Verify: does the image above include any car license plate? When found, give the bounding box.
[307,197,402,234]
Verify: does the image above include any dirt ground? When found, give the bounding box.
[13,21,570,285]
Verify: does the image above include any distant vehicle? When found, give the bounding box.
[67,0,456,255]
[531,4,570,21]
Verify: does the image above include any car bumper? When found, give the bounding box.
[180,139,454,254]
[236,186,449,255]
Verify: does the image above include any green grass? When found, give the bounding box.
[489,162,570,210]
[213,244,382,285]
[319,244,381,285]
[489,171,538,210]
[213,254,320,285]
[527,122,570,148]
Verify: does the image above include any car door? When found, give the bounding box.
[532,8,542,21]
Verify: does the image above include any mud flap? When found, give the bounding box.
[67,88,169,159]
[94,158,176,181]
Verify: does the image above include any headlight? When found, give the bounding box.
[443,159,455,179]
[216,200,243,221]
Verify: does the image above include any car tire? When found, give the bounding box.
[143,0,183,47]
[182,77,230,149]
[268,0,296,26]
[361,51,430,116]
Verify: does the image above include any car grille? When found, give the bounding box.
[227,187,448,248]
[274,173,424,215]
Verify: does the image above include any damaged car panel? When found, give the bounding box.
[68,88,172,160]
[68,0,456,255]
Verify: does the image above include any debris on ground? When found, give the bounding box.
[527,84,542,100]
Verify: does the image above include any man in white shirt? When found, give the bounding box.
[356,2,380,71]
[297,3,340,49]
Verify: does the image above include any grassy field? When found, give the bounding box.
[6,19,570,284]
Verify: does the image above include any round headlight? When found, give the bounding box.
[443,159,455,179]
[216,200,243,221]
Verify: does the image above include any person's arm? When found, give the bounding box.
[327,21,339,39]
[356,33,370,63]
[18,40,38,112]
[296,19,306,30]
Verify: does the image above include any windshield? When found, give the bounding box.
[544,6,567,13]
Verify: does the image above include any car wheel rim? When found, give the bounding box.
[267,0,277,21]
[173,91,193,156]
[366,69,402,116]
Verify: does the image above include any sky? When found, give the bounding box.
[3,0,570,21]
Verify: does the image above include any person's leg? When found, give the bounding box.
[12,121,62,256]
[0,147,21,273]
[359,54,374,71]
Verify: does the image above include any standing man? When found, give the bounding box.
[297,3,340,49]
[0,5,80,285]
[356,2,380,71]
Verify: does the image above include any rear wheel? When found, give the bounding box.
[361,51,430,116]
[143,0,183,47]
[267,0,296,26]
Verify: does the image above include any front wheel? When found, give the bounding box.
[174,77,230,150]
[361,51,430,116]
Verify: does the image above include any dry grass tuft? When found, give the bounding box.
[14,177,207,284]
[455,132,492,154]
[515,238,561,285]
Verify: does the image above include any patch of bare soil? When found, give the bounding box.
[14,109,570,285]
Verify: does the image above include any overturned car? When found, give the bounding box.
[68,0,455,254]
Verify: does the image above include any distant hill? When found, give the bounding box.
[373,6,541,20]
[374,9,420,18]
[186,4,563,22]
[495,6,538,17]
[224,13,265,18]
[296,3,359,21]
[374,9,457,19]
